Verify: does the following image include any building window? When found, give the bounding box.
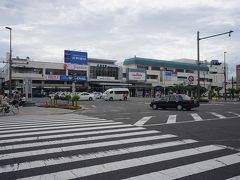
[186,69,194,73]
[175,69,184,73]
[177,76,187,81]
[122,73,126,78]
[137,65,148,70]
[152,66,160,71]
[45,69,65,75]
[147,75,158,79]
[90,66,119,79]
[32,80,42,84]
[44,81,64,84]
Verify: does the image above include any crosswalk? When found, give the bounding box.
[133,111,240,126]
[0,114,240,179]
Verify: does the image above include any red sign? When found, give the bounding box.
[236,65,240,70]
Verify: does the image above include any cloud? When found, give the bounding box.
[0,0,239,78]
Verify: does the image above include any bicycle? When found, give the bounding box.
[0,104,17,115]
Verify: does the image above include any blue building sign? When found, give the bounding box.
[60,75,87,81]
[64,50,88,65]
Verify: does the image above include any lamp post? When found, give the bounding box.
[5,26,12,98]
[224,51,227,101]
[197,30,233,100]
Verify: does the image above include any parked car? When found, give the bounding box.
[92,92,103,99]
[78,92,95,101]
[150,94,199,110]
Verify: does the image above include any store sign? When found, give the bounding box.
[46,75,60,80]
[66,63,88,71]
[60,75,87,81]
[128,68,146,81]
[64,50,88,65]
[188,76,194,82]
[97,76,115,80]
[165,71,172,77]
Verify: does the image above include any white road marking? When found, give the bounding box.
[124,153,240,180]
[91,105,96,108]
[210,112,226,119]
[167,115,177,124]
[0,134,177,160]
[226,175,240,180]
[0,126,144,144]
[20,145,223,179]
[134,116,153,126]
[0,139,197,173]
[0,130,159,151]
[114,117,130,120]
[191,113,203,121]
[228,112,240,116]
[0,122,124,138]
[140,112,152,114]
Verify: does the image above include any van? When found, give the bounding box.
[103,88,129,101]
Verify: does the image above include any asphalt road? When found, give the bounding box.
[74,97,240,150]
[0,97,239,179]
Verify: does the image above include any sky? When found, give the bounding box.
[0,0,240,78]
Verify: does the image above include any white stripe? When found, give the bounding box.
[228,112,240,117]
[167,115,177,124]
[0,139,197,173]
[0,120,113,132]
[114,118,130,120]
[226,175,240,180]
[191,113,203,121]
[0,134,176,160]
[0,122,125,139]
[21,145,223,180]
[0,130,159,151]
[125,153,240,180]
[134,116,152,126]
[210,112,226,118]
[0,126,143,144]
[0,121,118,134]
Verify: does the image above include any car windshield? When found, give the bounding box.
[180,94,191,100]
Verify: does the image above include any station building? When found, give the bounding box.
[0,55,227,97]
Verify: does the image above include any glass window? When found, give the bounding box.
[169,95,177,101]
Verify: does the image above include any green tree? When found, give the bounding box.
[71,94,80,106]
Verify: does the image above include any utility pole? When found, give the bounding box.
[5,27,12,98]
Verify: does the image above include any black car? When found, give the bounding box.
[150,94,200,110]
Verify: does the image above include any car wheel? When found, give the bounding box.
[152,104,158,110]
[109,97,113,101]
[89,97,93,101]
[186,108,191,111]
[177,104,182,110]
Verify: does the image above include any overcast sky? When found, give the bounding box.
[0,0,240,78]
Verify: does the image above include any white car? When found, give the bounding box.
[78,92,95,101]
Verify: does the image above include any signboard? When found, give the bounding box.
[64,50,88,65]
[65,63,88,71]
[164,71,172,81]
[188,76,194,82]
[60,75,87,81]
[46,75,60,80]
[128,68,146,81]
[97,76,115,81]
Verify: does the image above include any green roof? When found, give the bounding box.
[123,57,209,71]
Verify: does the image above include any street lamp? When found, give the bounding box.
[197,30,233,100]
[5,26,12,98]
[224,52,227,101]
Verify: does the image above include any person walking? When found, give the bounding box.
[13,91,20,113]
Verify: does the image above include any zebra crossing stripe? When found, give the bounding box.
[226,175,240,180]
[210,112,226,119]
[0,139,197,173]
[0,123,129,139]
[0,126,145,144]
[19,145,224,179]
[191,113,203,121]
[0,134,177,160]
[167,115,176,124]
[0,121,120,134]
[0,130,159,151]
[134,116,153,126]
[124,152,240,180]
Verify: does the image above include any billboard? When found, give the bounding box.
[64,50,88,65]
[128,68,146,81]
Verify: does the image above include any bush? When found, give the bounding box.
[199,98,209,103]
[71,94,80,106]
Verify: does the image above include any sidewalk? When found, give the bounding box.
[17,106,75,116]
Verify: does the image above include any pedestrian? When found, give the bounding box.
[13,91,20,113]
[2,93,10,112]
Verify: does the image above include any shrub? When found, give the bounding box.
[72,94,80,106]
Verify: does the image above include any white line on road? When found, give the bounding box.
[0,139,197,173]
[191,113,203,121]
[167,115,177,124]
[134,116,153,126]
[124,152,240,180]
[21,145,223,179]
[228,112,240,116]
[114,118,130,120]
[0,134,177,160]
[210,112,226,119]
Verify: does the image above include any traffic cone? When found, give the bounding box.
[45,100,49,108]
